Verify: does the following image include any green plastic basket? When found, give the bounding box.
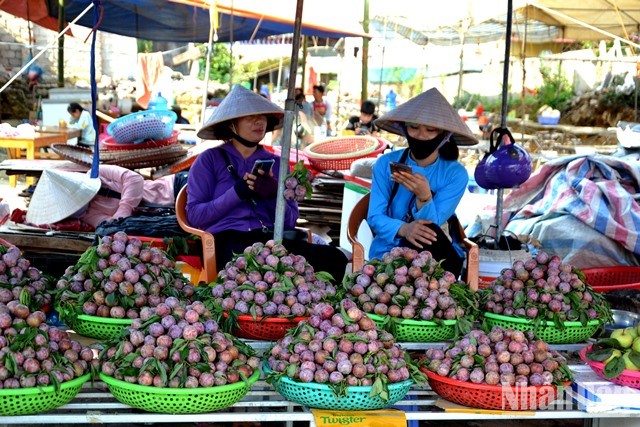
[483,312,601,344]
[99,369,260,414]
[0,374,90,416]
[367,313,456,342]
[61,311,132,340]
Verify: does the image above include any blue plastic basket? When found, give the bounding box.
[266,363,412,410]
[107,110,177,144]
[274,375,413,410]
[537,115,560,125]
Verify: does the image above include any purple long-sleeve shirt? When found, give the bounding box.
[186,143,298,234]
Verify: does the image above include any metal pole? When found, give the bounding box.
[361,0,369,102]
[273,0,304,242]
[200,2,218,125]
[57,0,65,87]
[495,0,515,239]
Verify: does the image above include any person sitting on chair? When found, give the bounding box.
[368,88,478,276]
[345,100,379,136]
[26,165,188,228]
[186,85,348,283]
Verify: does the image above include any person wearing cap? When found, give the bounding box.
[187,85,348,283]
[26,166,188,228]
[67,102,96,147]
[368,87,479,275]
[345,100,379,136]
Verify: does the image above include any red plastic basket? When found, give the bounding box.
[101,130,179,151]
[580,346,640,389]
[226,314,307,341]
[420,367,566,411]
[304,136,386,171]
[581,266,640,292]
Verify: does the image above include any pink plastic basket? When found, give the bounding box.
[107,110,177,144]
[580,346,640,389]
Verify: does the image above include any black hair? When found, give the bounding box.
[313,85,325,94]
[361,101,376,115]
[439,137,460,160]
[171,105,182,116]
[67,102,83,113]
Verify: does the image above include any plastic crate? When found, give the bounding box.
[581,266,640,293]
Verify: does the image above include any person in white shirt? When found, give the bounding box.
[67,102,96,147]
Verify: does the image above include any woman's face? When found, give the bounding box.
[406,123,442,141]
[233,115,268,142]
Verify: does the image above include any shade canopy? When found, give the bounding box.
[0,0,369,42]
[370,0,640,45]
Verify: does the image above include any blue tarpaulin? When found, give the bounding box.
[37,0,366,42]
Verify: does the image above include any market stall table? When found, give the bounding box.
[0,362,636,426]
[0,127,81,187]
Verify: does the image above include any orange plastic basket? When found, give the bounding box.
[420,368,566,411]
[304,136,386,171]
[581,266,640,293]
[226,314,307,341]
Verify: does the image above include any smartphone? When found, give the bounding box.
[251,159,275,175]
[390,162,412,174]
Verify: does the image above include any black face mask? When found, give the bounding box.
[406,130,449,160]
[230,129,260,148]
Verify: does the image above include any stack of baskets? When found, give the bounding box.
[304,135,386,172]
[51,143,187,169]
[107,110,177,145]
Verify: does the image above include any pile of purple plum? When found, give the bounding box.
[266,299,422,398]
[202,240,336,319]
[0,296,93,389]
[98,299,259,388]
[343,247,476,322]
[1,243,53,312]
[419,326,572,387]
[283,161,313,202]
[56,231,195,320]
[482,251,611,324]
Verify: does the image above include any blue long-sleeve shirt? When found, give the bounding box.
[186,143,298,234]
[367,149,468,259]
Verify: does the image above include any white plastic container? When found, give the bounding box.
[0,198,10,225]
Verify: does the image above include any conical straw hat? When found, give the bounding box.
[374,87,478,146]
[26,169,100,225]
[197,85,285,140]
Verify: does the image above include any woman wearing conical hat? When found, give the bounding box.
[369,88,478,276]
[187,85,348,283]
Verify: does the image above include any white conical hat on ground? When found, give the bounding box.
[26,169,100,225]
[374,87,478,146]
[197,85,285,140]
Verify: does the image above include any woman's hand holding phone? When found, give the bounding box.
[390,163,432,204]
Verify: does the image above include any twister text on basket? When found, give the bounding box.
[318,415,365,424]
